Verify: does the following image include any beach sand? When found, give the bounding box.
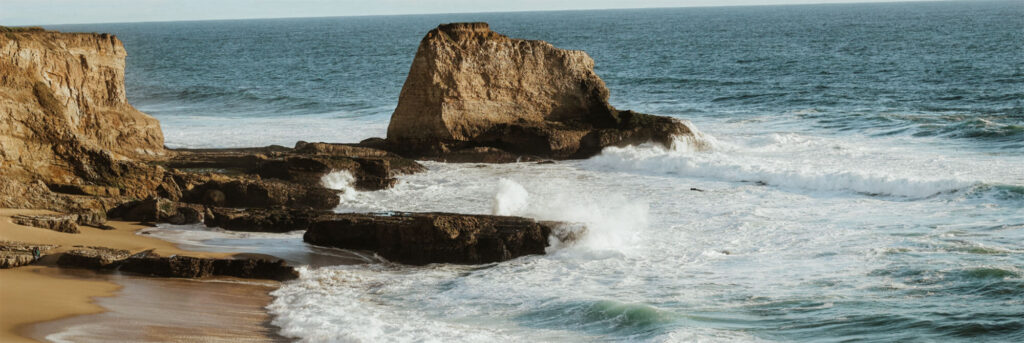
[0,208,278,342]
[26,269,287,343]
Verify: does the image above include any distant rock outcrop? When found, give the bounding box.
[386,22,692,160]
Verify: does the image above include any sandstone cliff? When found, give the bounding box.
[0,27,165,191]
[386,22,691,160]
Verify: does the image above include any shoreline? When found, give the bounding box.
[0,266,120,343]
[0,208,280,342]
[25,269,288,343]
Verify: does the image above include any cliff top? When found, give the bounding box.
[1,26,118,42]
[427,22,508,43]
[0,26,46,32]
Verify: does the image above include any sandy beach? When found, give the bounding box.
[0,208,273,342]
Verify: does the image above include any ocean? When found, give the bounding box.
[50,1,1023,342]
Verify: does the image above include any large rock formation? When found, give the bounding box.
[303,212,557,265]
[386,22,692,160]
[0,27,168,208]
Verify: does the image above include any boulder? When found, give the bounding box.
[385,22,693,160]
[303,212,557,265]
[10,214,80,233]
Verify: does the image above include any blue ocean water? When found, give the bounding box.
[50,1,1023,342]
[54,0,1024,151]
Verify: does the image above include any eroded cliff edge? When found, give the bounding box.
[0,28,165,182]
[386,22,693,160]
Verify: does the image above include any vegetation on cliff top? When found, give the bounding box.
[0,26,46,32]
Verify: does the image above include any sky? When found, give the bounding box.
[2,0,939,26]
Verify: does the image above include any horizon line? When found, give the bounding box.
[10,0,951,27]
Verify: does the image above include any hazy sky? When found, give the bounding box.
[3,0,936,26]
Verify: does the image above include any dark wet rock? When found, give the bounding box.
[303,212,559,265]
[49,246,299,281]
[119,252,299,281]
[56,246,132,269]
[108,198,206,224]
[417,146,546,164]
[204,207,324,233]
[545,221,588,244]
[202,189,226,207]
[0,241,57,268]
[165,143,424,192]
[181,179,339,210]
[11,214,80,233]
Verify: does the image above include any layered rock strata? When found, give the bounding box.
[10,214,80,233]
[386,22,692,160]
[0,241,56,268]
[0,27,166,196]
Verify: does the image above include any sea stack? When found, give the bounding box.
[386,22,692,160]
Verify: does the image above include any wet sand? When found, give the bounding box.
[27,268,288,343]
[0,208,278,342]
[0,266,120,343]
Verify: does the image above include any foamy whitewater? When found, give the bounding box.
[53,1,1024,341]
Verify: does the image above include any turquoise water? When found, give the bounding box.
[52,1,1024,342]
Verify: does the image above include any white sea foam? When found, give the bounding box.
[492,178,529,215]
[489,178,647,254]
[321,170,359,202]
[268,266,519,343]
[585,124,977,198]
[673,120,721,152]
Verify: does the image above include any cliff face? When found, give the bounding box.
[0,28,165,186]
[386,22,690,159]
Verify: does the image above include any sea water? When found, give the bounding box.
[51,1,1024,341]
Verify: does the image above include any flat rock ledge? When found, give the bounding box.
[52,246,299,281]
[303,212,560,265]
[11,214,80,233]
[0,241,57,268]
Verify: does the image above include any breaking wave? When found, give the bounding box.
[490,178,647,254]
[321,170,359,202]
[585,123,980,198]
